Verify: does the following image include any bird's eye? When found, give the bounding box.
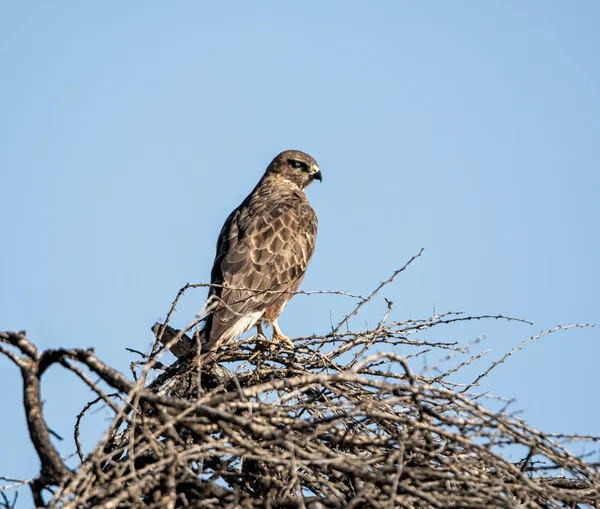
[289,159,307,170]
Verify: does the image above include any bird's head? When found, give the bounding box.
[264,150,322,190]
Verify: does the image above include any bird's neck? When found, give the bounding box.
[260,174,306,193]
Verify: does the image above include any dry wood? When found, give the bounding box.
[1,255,597,508]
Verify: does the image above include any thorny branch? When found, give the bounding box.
[0,253,597,508]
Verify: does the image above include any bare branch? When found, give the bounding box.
[0,257,596,509]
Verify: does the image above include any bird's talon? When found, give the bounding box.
[271,334,295,350]
[270,321,295,350]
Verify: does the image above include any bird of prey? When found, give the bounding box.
[202,149,322,354]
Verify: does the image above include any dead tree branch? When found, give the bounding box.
[1,257,597,508]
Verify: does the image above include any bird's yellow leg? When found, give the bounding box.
[271,320,295,350]
[251,321,270,353]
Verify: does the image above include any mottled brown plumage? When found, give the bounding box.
[202,150,321,352]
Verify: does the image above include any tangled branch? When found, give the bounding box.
[1,255,597,508]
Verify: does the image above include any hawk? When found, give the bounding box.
[202,149,321,353]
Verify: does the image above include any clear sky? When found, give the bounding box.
[1,1,599,499]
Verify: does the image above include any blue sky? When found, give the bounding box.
[1,1,599,498]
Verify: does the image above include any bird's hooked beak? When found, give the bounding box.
[311,164,322,182]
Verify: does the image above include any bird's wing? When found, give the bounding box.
[204,186,317,348]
